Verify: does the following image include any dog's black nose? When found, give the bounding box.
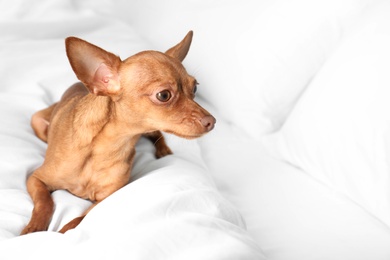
[200,115,216,132]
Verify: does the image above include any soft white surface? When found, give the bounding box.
[2,0,390,259]
[263,1,390,228]
[199,112,390,260]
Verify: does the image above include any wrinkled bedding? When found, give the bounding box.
[3,0,390,259]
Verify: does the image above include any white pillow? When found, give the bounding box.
[113,0,374,137]
[262,1,390,226]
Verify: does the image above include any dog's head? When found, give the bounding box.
[65,31,215,138]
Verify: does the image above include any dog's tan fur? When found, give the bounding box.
[21,31,215,234]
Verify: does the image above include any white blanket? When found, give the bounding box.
[0,1,265,259]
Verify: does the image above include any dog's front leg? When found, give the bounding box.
[20,174,54,235]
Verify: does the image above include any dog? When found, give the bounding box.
[21,31,216,235]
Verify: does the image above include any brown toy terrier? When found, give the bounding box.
[21,31,215,235]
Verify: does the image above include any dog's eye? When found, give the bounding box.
[156,90,172,102]
[192,81,199,95]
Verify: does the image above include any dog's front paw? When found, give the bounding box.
[20,221,48,235]
[155,144,173,159]
[144,131,173,159]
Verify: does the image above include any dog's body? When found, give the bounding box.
[21,31,215,235]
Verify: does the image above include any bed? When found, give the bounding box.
[1,0,390,259]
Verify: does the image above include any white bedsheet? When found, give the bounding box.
[198,111,390,260]
[0,1,265,259]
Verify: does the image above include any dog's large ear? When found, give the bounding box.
[165,31,193,62]
[65,37,122,96]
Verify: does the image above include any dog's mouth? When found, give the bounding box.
[164,130,204,140]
